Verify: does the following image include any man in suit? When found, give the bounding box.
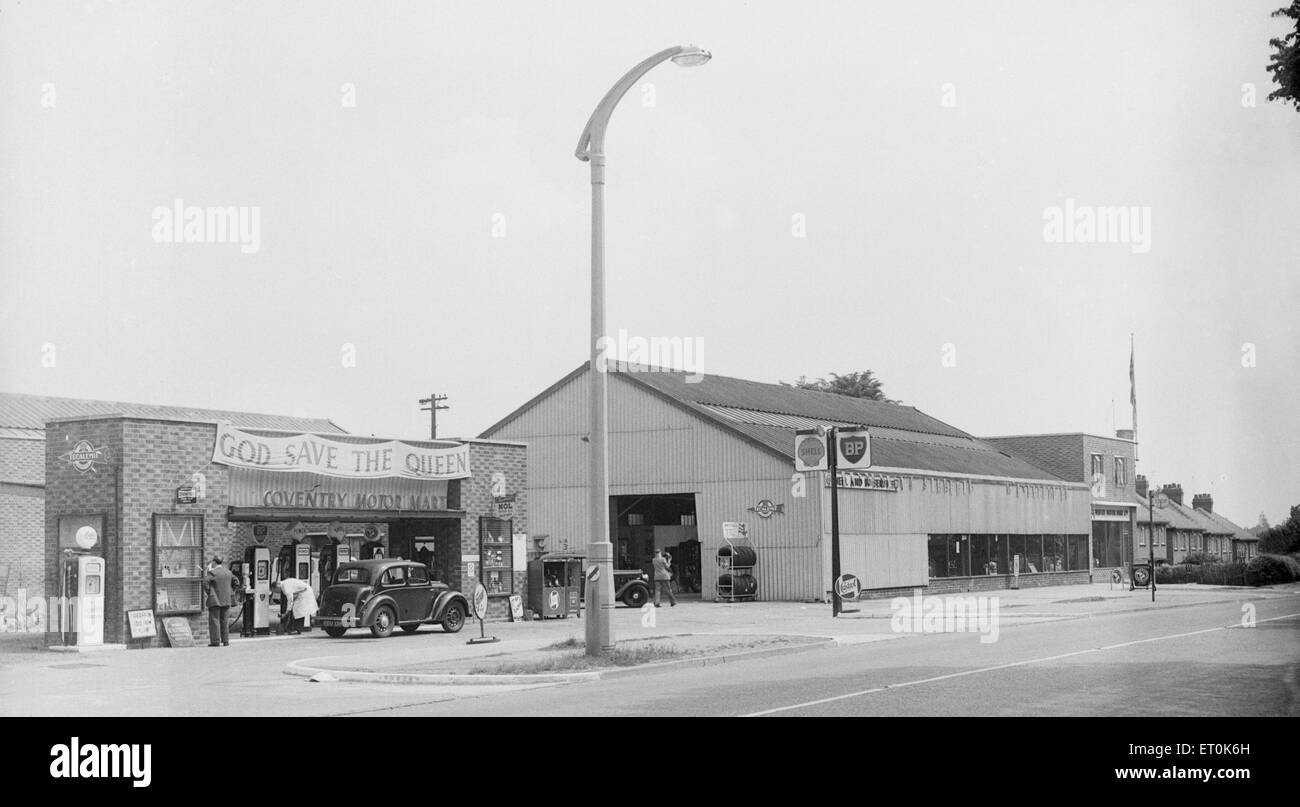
[205,556,235,646]
[651,549,676,608]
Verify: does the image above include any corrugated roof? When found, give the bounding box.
[0,392,347,435]
[626,370,972,438]
[476,365,1069,482]
[618,370,1071,481]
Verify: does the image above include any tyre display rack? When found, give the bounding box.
[715,538,757,602]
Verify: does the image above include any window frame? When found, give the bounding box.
[153,513,205,616]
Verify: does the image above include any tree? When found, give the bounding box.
[781,371,899,403]
[1258,503,1300,555]
[1267,1,1300,112]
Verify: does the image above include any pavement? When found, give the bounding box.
[277,580,1300,683]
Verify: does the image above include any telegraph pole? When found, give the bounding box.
[418,393,449,439]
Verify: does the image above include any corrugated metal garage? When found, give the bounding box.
[480,364,1092,601]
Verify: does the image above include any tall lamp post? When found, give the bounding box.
[575,45,711,655]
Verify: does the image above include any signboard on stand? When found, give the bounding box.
[467,582,499,645]
[127,609,157,639]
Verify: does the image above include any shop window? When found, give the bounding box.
[927,535,949,579]
[990,535,1009,574]
[1022,535,1042,573]
[1066,535,1088,571]
[1043,535,1065,572]
[154,514,204,615]
[479,516,514,595]
[971,535,993,576]
[1009,535,1025,573]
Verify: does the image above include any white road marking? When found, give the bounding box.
[742,612,1300,717]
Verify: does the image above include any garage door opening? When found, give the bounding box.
[612,493,701,598]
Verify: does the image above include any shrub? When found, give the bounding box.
[1182,552,1215,565]
[1155,564,1194,584]
[1244,553,1300,586]
[1155,561,1249,586]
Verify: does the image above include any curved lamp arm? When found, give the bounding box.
[575,45,709,161]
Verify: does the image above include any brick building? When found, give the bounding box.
[982,432,1139,575]
[40,409,524,647]
[1,392,345,609]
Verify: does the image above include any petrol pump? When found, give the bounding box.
[243,545,271,636]
[294,542,311,582]
[317,542,350,594]
[60,551,105,646]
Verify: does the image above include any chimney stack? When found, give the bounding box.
[1192,493,1213,513]
[1160,483,1184,506]
[1134,475,1149,498]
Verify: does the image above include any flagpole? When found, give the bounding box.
[1130,333,1138,577]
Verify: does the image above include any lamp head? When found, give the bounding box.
[670,45,711,67]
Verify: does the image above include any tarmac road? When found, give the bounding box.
[2,584,1296,717]
[371,597,1300,717]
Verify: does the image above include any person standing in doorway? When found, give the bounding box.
[205,556,234,647]
[652,549,676,608]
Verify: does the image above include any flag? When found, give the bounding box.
[1129,334,1137,436]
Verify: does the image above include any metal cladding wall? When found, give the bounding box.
[486,369,1093,602]
[486,369,826,601]
[819,472,1093,594]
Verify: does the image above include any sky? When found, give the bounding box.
[2,0,1297,528]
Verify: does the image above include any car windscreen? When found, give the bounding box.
[333,567,370,584]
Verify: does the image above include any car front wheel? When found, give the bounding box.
[370,605,396,638]
[623,585,648,608]
[441,602,466,633]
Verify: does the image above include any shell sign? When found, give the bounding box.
[793,431,828,472]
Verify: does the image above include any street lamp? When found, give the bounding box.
[575,45,711,655]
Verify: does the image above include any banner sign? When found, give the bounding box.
[826,470,904,492]
[211,424,471,480]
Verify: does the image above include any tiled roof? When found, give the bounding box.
[1136,494,1209,531]
[1184,505,1234,536]
[0,392,347,436]
[1196,508,1258,542]
[1134,494,1172,525]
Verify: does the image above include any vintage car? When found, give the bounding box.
[315,559,468,638]
[536,551,651,608]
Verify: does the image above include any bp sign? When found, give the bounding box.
[836,427,871,470]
